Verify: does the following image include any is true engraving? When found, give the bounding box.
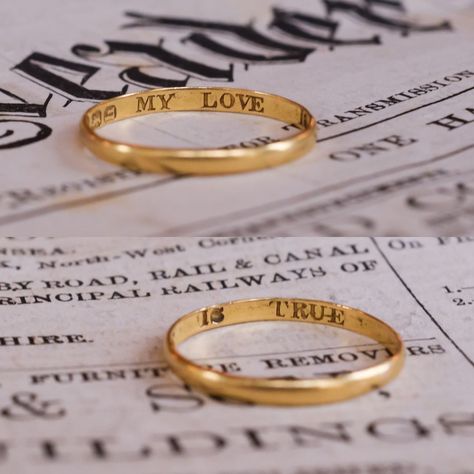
[269,299,346,325]
[200,306,226,327]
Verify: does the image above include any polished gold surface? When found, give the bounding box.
[164,298,405,406]
[80,87,317,175]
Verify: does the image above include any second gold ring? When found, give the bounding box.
[164,298,405,406]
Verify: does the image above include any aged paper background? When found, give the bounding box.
[0,236,473,473]
[1,0,474,235]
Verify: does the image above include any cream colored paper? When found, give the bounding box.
[0,236,473,473]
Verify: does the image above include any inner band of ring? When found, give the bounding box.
[164,298,405,406]
[80,87,317,175]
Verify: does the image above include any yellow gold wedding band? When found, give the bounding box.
[80,87,317,175]
[164,298,405,406]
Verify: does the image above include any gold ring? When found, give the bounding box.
[164,298,405,406]
[80,87,317,175]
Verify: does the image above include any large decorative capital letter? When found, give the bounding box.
[12,52,128,102]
